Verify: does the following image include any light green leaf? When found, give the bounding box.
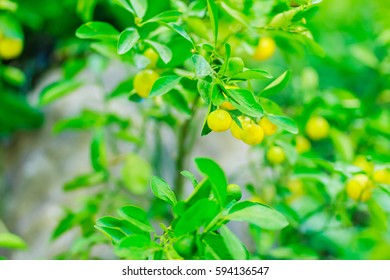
[219,1,249,27]
[115,235,160,259]
[117,27,140,55]
[192,54,213,77]
[39,80,82,106]
[226,88,264,117]
[267,114,298,134]
[112,0,134,14]
[207,0,219,46]
[0,233,27,250]
[144,39,172,63]
[129,0,147,19]
[220,226,249,260]
[150,176,177,205]
[76,21,119,40]
[77,0,98,22]
[118,205,154,233]
[142,10,181,24]
[261,70,291,97]
[95,226,127,244]
[167,23,194,45]
[231,69,273,81]
[64,171,107,191]
[149,75,182,97]
[225,201,289,230]
[122,153,151,195]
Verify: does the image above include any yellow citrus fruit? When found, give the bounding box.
[266,146,286,164]
[305,116,330,141]
[353,155,374,175]
[227,184,242,201]
[133,69,160,98]
[207,109,232,132]
[241,123,264,145]
[143,48,159,68]
[220,101,236,110]
[0,37,23,60]
[295,135,311,153]
[259,117,277,136]
[373,169,390,184]
[230,116,250,140]
[346,174,374,202]
[253,37,276,61]
[287,178,304,195]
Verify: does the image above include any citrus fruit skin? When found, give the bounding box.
[133,69,160,98]
[230,117,250,140]
[0,37,23,60]
[253,37,276,61]
[353,155,374,175]
[242,124,264,145]
[220,101,236,110]
[266,146,286,164]
[373,169,390,184]
[227,184,242,201]
[259,117,277,136]
[174,235,195,259]
[296,135,311,153]
[143,48,159,68]
[305,116,330,141]
[207,109,232,132]
[346,174,374,202]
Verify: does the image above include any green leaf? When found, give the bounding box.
[51,212,76,240]
[117,27,140,55]
[192,54,213,77]
[1,65,26,86]
[167,23,193,45]
[203,232,233,260]
[90,130,107,171]
[118,205,154,233]
[77,0,98,21]
[163,90,191,115]
[142,10,181,24]
[39,80,82,106]
[96,216,149,236]
[197,79,212,104]
[53,110,102,133]
[231,69,273,81]
[129,0,147,19]
[115,235,160,259]
[220,226,249,260]
[261,70,291,97]
[219,1,249,27]
[259,97,283,115]
[225,201,289,230]
[330,129,354,162]
[144,39,172,63]
[149,75,182,97]
[121,153,152,195]
[112,0,134,14]
[266,114,298,134]
[180,170,198,188]
[207,0,219,46]
[150,176,177,205]
[76,21,119,40]
[95,226,127,244]
[174,199,219,236]
[195,158,227,206]
[64,171,107,191]
[226,88,264,117]
[0,233,27,250]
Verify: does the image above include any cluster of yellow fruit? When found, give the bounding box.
[346,156,390,202]
[0,32,23,60]
[133,48,160,98]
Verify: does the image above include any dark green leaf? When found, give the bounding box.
[95,226,126,243]
[231,69,273,81]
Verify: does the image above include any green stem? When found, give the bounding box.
[174,95,200,198]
